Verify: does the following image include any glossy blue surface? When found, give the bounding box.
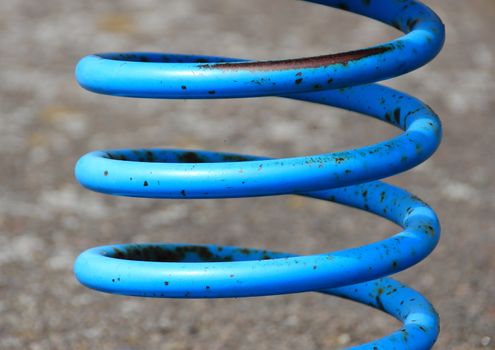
[74,1,445,349]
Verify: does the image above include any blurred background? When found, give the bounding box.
[0,0,493,349]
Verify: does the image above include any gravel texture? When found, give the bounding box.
[0,1,494,349]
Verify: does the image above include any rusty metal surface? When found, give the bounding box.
[196,46,392,70]
[0,0,494,349]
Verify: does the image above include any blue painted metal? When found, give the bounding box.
[73,1,445,349]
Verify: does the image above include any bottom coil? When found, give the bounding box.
[75,180,440,349]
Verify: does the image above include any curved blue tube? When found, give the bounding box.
[73,1,445,349]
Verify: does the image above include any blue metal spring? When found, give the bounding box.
[73,1,445,348]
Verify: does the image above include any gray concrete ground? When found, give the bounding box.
[0,1,493,349]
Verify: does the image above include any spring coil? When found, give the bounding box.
[73,1,445,348]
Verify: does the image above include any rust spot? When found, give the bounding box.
[392,20,401,31]
[424,224,434,236]
[394,108,401,125]
[112,247,125,258]
[239,248,250,255]
[261,253,272,260]
[106,152,116,160]
[375,289,385,311]
[178,151,206,163]
[145,150,154,162]
[407,18,419,32]
[198,46,392,71]
[222,154,251,162]
[110,244,234,263]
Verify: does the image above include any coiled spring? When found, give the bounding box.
[73,1,445,348]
